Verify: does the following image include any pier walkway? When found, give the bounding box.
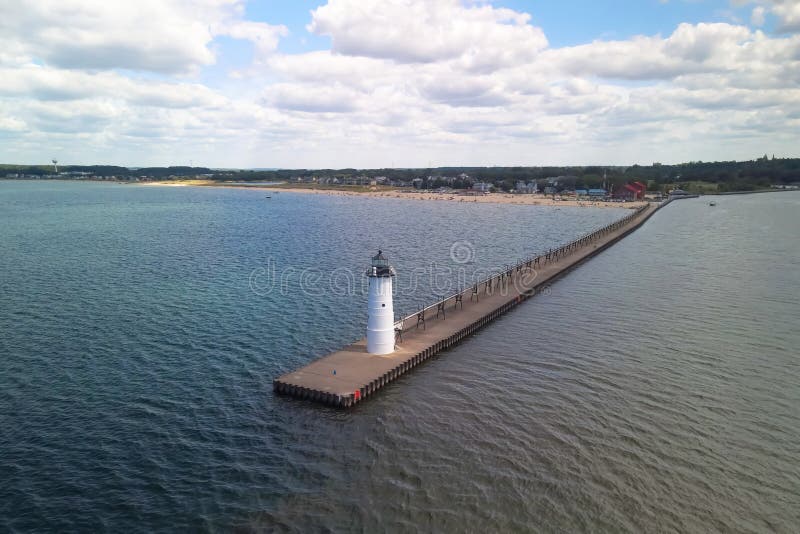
[275,202,662,408]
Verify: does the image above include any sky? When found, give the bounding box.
[0,0,798,168]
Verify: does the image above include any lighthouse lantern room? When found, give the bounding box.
[366,250,396,354]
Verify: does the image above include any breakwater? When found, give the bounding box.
[274,202,663,408]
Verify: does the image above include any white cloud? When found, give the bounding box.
[266,51,390,88]
[264,83,362,112]
[0,0,798,167]
[0,66,226,108]
[418,75,510,107]
[769,0,800,32]
[307,0,547,70]
[540,23,768,81]
[0,0,212,72]
[222,21,289,64]
[0,116,27,132]
[752,6,766,26]
[0,0,286,73]
[739,1,800,33]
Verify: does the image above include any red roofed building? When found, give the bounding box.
[613,182,646,200]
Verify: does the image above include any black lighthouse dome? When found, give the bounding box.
[367,250,396,277]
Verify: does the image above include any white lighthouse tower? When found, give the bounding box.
[366,250,396,354]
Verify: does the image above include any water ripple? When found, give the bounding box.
[1,183,798,532]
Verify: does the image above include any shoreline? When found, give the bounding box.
[6,178,792,206]
[141,181,647,209]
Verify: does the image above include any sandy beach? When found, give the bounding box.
[142,181,645,209]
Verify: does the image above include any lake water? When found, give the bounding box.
[1,182,798,532]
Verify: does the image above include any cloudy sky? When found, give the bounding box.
[1,0,798,168]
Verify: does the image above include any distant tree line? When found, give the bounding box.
[3,156,798,193]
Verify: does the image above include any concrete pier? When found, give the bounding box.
[274,202,663,408]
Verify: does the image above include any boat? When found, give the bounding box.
[709,201,716,206]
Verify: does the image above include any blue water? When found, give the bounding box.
[1,181,631,531]
[2,183,798,531]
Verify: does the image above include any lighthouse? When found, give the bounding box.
[366,250,396,354]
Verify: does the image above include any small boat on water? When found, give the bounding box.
[709,201,716,206]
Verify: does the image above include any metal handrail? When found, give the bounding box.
[395,203,650,330]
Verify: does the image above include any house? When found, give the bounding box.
[613,183,640,200]
[575,189,589,198]
[588,188,607,198]
[472,182,492,193]
[520,181,539,194]
[515,181,539,194]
